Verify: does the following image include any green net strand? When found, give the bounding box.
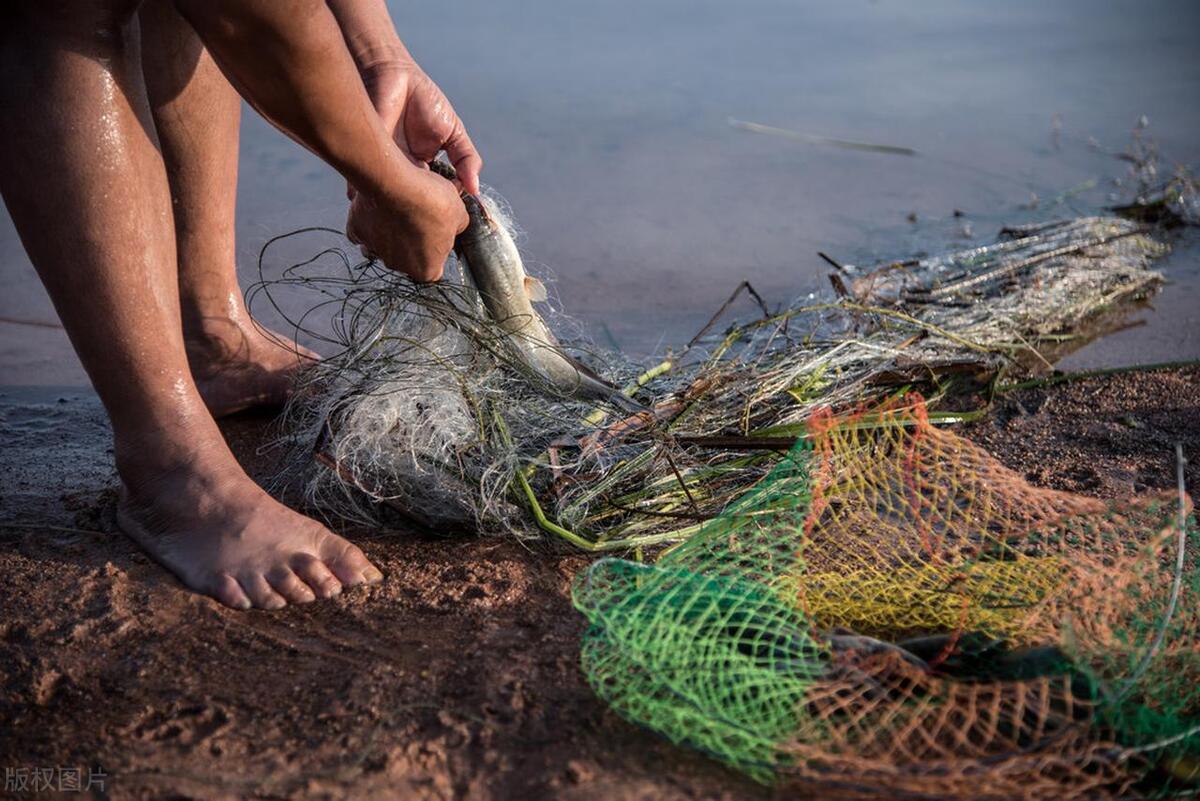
[573,441,821,781]
[572,397,1199,798]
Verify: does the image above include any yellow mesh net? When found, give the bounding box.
[574,396,1199,799]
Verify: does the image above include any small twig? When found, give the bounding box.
[828,273,852,300]
[817,251,850,275]
[659,445,700,513]
[682,280,771,352]
[730,118,917,156]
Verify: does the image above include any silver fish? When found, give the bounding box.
[431,162,644,413]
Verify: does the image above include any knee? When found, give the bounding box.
[3,0,143,56]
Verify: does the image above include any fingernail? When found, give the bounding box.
[364,567,384,584]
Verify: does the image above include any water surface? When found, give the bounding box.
[1,0,1197,384]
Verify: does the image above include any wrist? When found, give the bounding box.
[354,154,426,211]
[346,39,414,74]
[356,56,421,103]
[334,125,409,204]
[349,51,419,121]
[326,0,414,73]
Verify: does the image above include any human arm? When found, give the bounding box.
[326,0,483,196]
[174,0,466,280]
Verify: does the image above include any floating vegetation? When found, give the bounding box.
[728,117,917,156]
[1110,118,1200,227]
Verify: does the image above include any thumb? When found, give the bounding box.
[444,125,483,197]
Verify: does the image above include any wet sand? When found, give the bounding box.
[1,367,1197,800]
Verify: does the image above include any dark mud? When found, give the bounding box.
[1,367,1197,800]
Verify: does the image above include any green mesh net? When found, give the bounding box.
[573,396,1199,799]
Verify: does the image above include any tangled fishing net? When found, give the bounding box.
[573,396,1199,799]
[258,195,645,532]
[257,207,1165,547]
[249,158,1195,795]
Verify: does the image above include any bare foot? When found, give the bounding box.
[117,451,381,610]
[185,315,319,418]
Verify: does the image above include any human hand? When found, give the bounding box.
[359,61,483,196]
[324,0,478,276]
[346,163,468,282]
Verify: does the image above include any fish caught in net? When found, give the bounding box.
[573,396,1198,799]
[255,204,1165,548]
[247,163,1196,795]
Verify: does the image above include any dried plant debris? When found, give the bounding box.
[253,213,1164,548]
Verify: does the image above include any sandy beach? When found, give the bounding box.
[2,365,1196,800]
[1,2,1197,796]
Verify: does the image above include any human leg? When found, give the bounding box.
[139,0,317,418]
[0,3,381,609]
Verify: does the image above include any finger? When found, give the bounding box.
[445,124,483,196]
[413,260,445,284]
[428,168,470,234]
[453,199,470,234]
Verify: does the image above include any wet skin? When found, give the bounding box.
[0,0,480,609]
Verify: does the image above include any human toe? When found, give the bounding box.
[291,552,343,598]
[266,564,317,604]
[320,538,382,587]
[239,572,288,610]
[211,573,253,611]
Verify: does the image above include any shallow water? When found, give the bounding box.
[1,0,1197,385]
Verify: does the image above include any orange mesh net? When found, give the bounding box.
[574,396,1198,798]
